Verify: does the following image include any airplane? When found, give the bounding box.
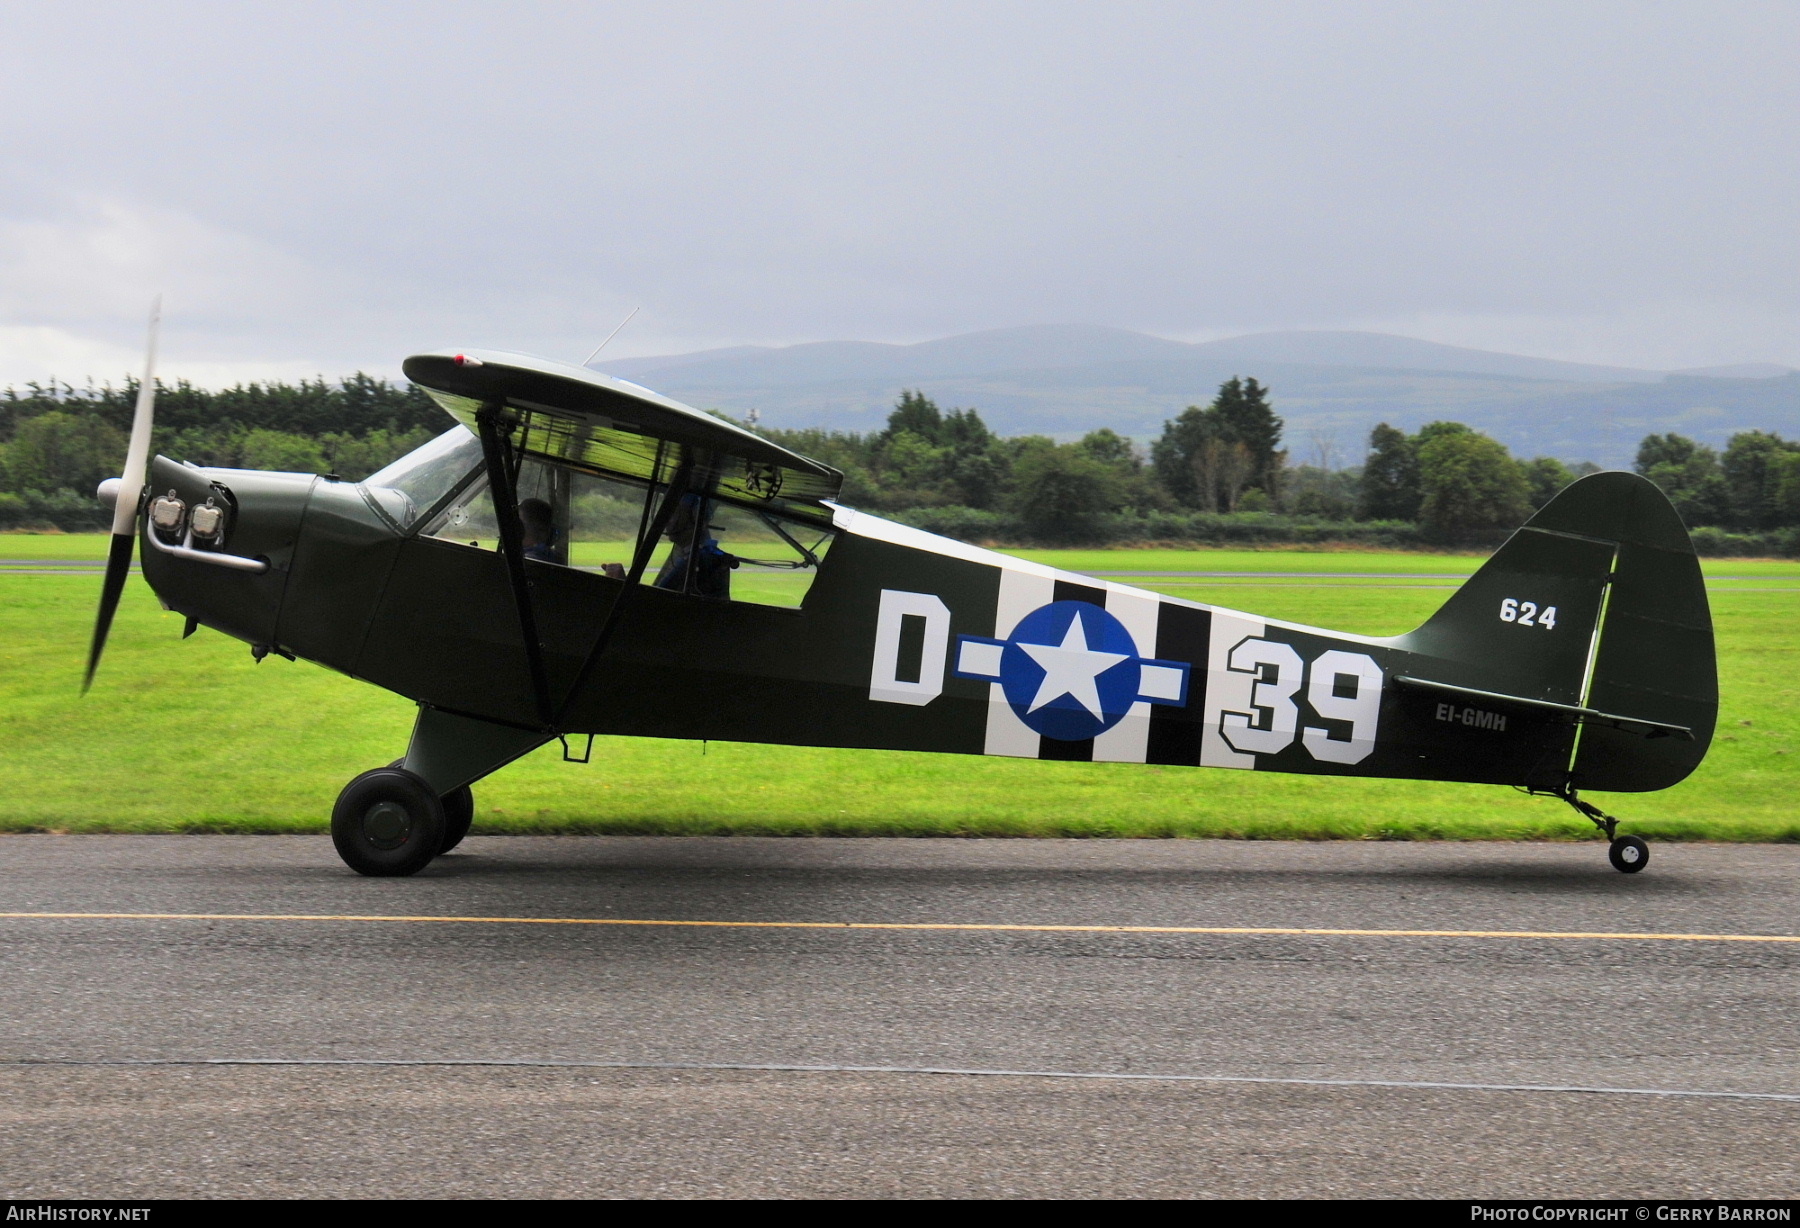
[86,325,1717,878]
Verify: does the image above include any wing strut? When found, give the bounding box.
[553,445,695,723]
[475,403,555,729]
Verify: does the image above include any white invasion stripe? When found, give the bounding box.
[1093,588,1161,764]
[16,1058,1800,1103]
[1200,611,1262,769]
[985,569,1054,758]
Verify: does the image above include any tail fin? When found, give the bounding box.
[1397,471,1716,793]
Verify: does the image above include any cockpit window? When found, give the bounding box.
[697,501,834,608]
[412,455,835,609]
[360,426,485,529]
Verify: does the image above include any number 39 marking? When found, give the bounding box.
[1500,598,1557,629]
[1219,641,1383,765]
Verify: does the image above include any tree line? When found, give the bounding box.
[760,380,1798,553]
[1,371,1795,554]
[0,375,440,529]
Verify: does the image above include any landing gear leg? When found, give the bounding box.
[1556,785,1649,874]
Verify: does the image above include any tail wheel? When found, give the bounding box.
[439,785,474,854]
[1608,835,1650,874]
[332,768,446,877]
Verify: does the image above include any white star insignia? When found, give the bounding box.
[1019,613,1129,719]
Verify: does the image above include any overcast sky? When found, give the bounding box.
[2,0,1795,387]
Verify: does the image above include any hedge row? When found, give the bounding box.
[4,490,1796,557]
[0,489,111,532]
[892,506,1800,555]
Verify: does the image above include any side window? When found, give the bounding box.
[567,471,664,575]
[419,464,649,570]
[414,460,835,609]
[702,502,835,609]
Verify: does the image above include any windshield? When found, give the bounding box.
[360,426,484,528]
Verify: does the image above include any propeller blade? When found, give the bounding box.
[83,297,161,693]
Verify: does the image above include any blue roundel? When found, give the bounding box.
[999,601,1143,741]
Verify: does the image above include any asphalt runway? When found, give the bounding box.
[1,835,1797,1199]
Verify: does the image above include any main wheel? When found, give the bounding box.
[385,759,473,857]
[439,785,474,854]
[1608,835,1650,874]
[331,767,446,877]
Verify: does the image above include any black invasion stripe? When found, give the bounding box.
[1148,602,1210,766]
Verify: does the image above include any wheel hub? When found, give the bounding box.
[363,801,412,850]
[1619,843,1641,865]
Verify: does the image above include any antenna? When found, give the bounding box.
[584,306,640,367]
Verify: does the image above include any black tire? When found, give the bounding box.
[1608,835,1650,874]
[331,767,446,877]
[386,760,472,856]
[439,785,474,854]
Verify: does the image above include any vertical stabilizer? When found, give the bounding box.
[1397,471,1715,793]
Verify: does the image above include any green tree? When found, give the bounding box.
[4,411,125,495]
[1283,465,1360,519]
[1721,430,1800,529]
[882,429,949,491]
[1151,377,1285,512]
[940,407,1002,507]
[878,389,943,445]
[1150,403,1212,508]
[867,391,1005,508]
[1009,445,1121,541]
[1634,433,1729,527]
[1076,427,1168,511]
[1522,456,1575,510]
[239,429,327,473]
[1416,428,1531,538]
[1074,427,1138,469]
[316,427,435,481]
[1774,452,1800,528]
[1211,376,1285,497]
[1359,422,1419,520]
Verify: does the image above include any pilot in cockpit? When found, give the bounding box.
[655,495,738,599]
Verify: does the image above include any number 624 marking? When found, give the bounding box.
[1500,598,1556,629]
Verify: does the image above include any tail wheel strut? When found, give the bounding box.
[1557,785,1649,875]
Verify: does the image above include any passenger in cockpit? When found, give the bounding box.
[519,498,559,563]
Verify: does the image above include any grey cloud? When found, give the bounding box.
[0,0,1795,384]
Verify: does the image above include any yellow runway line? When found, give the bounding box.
[2,911,1799,944]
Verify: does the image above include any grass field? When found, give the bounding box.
[0,535,1794,840]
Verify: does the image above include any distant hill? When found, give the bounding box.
[599,326,1799,468]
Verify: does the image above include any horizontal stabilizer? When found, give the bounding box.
[1394,676,1694,740]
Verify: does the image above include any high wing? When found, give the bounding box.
[398,349,847,728]
[402,349,841,526]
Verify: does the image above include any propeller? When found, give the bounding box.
[83,297,161,693]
